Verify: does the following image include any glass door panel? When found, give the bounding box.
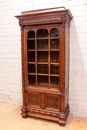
[37,51,48,63]
[50,39,59,50]
[50,28,59,37]
[28,51,35,62]
[27,40,35,50]
[27,30,35,38]
[37,39,48,50]
[50,76,59,88]
[37,29,48,38]
[50,64,59,75]
[28,64,35,74]
[37,64,48,74]
[27,27,60,89]
[37,75,48,87]
[28,75,36,86]
[50,51,59,63]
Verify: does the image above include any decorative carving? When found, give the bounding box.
[47,95,58,109]
[29,93,40,106]
[61,16,66,28]
[21,106,27,117]
[62,72,65,92]
[19,20,23,26]
[27,108,59,117]
[40,93,46,109]
[20,16,62,25]
[22,71,25,91]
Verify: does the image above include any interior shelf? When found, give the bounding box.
[28,62,35,64]
[50,49,59,51]
[27,38,35,40]
[37,37,48,39]
[28,50,35,51]
[37,62,48,64]
[28,73,36,75]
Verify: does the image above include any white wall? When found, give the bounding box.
[0,0,87,118]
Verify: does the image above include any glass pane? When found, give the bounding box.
[50,76,59,88]
[28,75,36,86]
[27,40,35,50]
[37,76,48,87]
[27,30,35,38]
[37,29,48,38]
[50,52,59,63]
[28,52,35,62]
[50,64,59,75]
[37,39,48,50]
[37,52,48,62]
[37,64,48,74]
[50,28,59,37]
[28,64,35,73]
[50,39,59,49]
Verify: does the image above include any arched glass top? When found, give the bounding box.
[37,29,48,38]
[27,30,35,38]
[50,28,59,37]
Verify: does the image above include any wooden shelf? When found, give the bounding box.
[37,83,49,87]
[50,37,59,39]
[50,74,59,77]
[50,49,59,51]
[28,62,60,64]
[28,73,36,75]
[37,73,49,76]
[37,49,48,51]
[28,62,36,64]
[37,62,48,64]
[27,38,35,40]
[37,37,48,40]
[50,63,59,65]
[28,50,35,51]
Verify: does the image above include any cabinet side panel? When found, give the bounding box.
[65,26,70,91]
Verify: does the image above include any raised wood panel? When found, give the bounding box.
[28,92,40,107]
[46,94,59,110]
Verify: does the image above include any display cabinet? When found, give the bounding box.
[16,7,73,125]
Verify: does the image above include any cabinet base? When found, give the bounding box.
[21,105,69,126]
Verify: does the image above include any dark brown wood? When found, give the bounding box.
[15,7,73,126]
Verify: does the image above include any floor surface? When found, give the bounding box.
[0,102,87,130]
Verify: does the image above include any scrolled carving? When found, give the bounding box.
[62,72,65,92]
[62,73,65,85]
[29,93,40,106]
[47,95,58,109]
[22,71,26,91]
[19,20,23,26]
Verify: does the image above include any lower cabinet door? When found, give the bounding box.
[27,91,60,111]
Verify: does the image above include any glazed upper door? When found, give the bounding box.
[25,25,61,90]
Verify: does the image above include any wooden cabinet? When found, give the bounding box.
[15,7,73,125]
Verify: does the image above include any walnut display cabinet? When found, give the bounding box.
[15,7,73,125]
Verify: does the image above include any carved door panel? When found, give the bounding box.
[28,91,60,111]
[28,92,40,107]
[46,94,60,110]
